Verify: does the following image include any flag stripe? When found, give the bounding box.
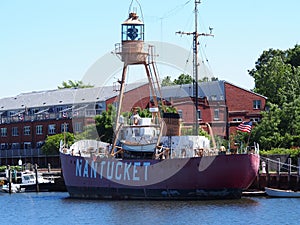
[237,121,252,133]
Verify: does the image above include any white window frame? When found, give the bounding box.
[36,141,44,148]
[213,109,219,120]
[24,126,31,136]
[253,100,261,109]
[24,142,32,149]
[61,123,69,133]
[250,118,261,122]
[12,127,19,136]
[74,122,82,133]
[232,118,243,122]
[48,124,56,134]
[197,109,202,120]
[36,125,43,135]
[12,143,20,149]
[177,110,183,119]
[1,128,7,137]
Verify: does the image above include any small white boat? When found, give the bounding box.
[1,183,25,193]
[19,171,55,192]
[265,187,300,198]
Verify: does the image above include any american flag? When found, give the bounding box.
[18,113,24,121]
[237,121,252,133]
[62,112,68,118]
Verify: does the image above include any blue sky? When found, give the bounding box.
[1,0,299,98]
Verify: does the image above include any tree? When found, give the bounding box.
[58,80,94,89]
[95,104,116,143]
[161,76,174,86]
[247,45,300,149]
[173,74,193,85]
[250,103,283,149]
[42,132,75,155]
[249,45,300,105]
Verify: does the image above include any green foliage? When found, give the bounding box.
[58,80,94,89]
[174,74,193,85]
[75,124,99,141]
[42,132,75,155]
[161,76,174,87]
[138,108,152,118]
[95,104,116,143]
[180,126,209,138]
[260,148,300,164]
[248,45,300,149]
[0,165,21,172]
[161,74,218,87]
[249,45,300,106]
[161,105,177,113]
[199,76,219,82]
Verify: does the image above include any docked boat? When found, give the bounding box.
[0,171,55,193]
[1,183,25,193]
[18,171,55,192]
[59,2,260,200]
[265,187,300,198]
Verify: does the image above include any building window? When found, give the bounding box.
[36,141,44,148]
[250,118,261,122]
[36,125,43,135]
[74,122,82,133]
[1,128,7,137]
[12,127,19,136]
[214,109,219,120]
[48,124,56,134]
[1,143,8,150]
[12,143,20,149]
[232,118,243,122]
[253,100,261,109]
[197,110,202,120]
[55,106,64,113]
[24,142,32,149]
[24,126,31,135]
[211,95,217,101]
[177,110,183,119]
[61,123,69,133]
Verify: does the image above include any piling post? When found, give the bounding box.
[48,163,51,173]
[288,158,291,189]
[297,158,300,190]
[266,158,270,186]
[276,158,280,188]
[34,164,39,192]
[7,165,12,194]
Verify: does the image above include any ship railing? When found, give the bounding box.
[260,156,300,174]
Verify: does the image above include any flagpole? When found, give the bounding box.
[236,121,253,151]
[246,129,251,148]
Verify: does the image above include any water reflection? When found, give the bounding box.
[2,193,299,225]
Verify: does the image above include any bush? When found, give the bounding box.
[260,148,300,165]
[0,165,22,172]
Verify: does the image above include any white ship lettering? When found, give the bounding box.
[75,159,150,182]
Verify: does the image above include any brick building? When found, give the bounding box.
[0,80,266,167]
[161,80,267,138]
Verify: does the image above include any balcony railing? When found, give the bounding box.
[0,148,58,158]
[0,109,103,124]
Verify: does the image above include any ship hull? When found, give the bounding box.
[60,153,259,200]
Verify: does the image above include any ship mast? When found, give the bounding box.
[176,0,213,135]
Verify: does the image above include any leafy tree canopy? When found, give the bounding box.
[42,132,75,155]
[161,74,218,87]
[94,104,116,143]
[249,45,300,105]
[245,45,300,150]
[58,80,94,89]
[173,74,193,85]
